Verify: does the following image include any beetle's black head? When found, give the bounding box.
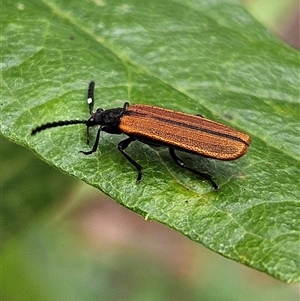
[87,107,126,126]
[31,105,126,137]
[31,82,128,136]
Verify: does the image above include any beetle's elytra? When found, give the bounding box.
[31,81,251,190]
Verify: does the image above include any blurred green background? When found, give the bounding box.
[1,0,299,300]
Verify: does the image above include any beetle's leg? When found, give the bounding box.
[169,148,218,190]
[80,126,102,155]
[118,137,143,181]
[86,126,91,145]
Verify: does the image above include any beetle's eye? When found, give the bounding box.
[96,108,103,113]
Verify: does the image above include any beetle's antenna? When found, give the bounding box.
[32,81,96,136]
[31,119,87,135]
[87,81,95,115]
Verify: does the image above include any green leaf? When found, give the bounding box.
[1,0,299,282]
[0,136,76,240]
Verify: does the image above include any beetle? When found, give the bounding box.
[31,81,251,190]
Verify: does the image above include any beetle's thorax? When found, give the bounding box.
[87,107,125,127]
